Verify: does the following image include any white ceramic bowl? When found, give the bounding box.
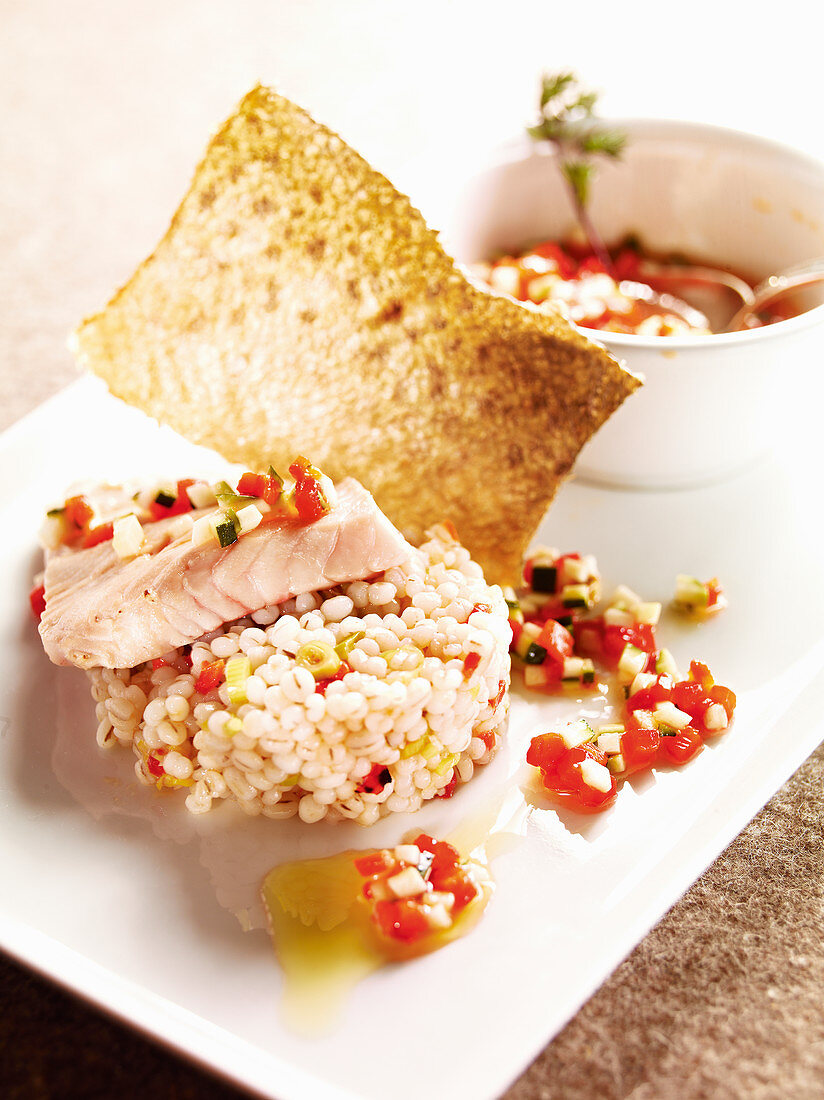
[440,120,824,488]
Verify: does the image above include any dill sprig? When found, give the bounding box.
[527,72,626,273]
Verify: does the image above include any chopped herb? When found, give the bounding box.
[527,71,626,274]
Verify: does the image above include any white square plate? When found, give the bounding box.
[2,377,823,1100]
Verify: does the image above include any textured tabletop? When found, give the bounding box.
[2,3,824,1098]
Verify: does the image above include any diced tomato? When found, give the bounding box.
[529,240,577,278]
[523,559,534,587]
[412,833,438,857]
[532,740,617,813]
[289,458,330,523]
[689,660,714,691]
[526,732,567,772]
[706,579,724,609]
[151,658,170,670]
[476,729,496,753]
[83,522,114,548]
[374,899,431,943]
[29,584,46,621]
[528,599,568,624]
[433,867,478,913]
[626,677,673,714]
[492,679,507,710]
[658,727,703,766]
[194,659,225,694]
[613,246,643,281]
[416,836,461,883]
[237,472,265,498]
[620,722,660,774]
[670,678,709,718]
[573,618,604,659]
[578,255,607,276]
[149,479,196,521]
[537,620,574,663]
[709,683,736,720]
[471,602,491,616]
[603,623,658,666]
[354,849,397,877]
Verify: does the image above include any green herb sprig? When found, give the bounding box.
[527,72,626,274]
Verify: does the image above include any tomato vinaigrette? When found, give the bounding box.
[507,546,735,814]
[474,237,792,336]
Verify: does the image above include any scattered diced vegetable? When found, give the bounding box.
[112,513,145,559]
[225,655,252,704]
[295,641,342,680]
[673,574,727,615]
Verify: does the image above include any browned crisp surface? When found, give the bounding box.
[72,85,639,584]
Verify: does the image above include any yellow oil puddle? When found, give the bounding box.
[261,788,528,1034]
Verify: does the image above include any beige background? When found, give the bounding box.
[3,2,824,1097]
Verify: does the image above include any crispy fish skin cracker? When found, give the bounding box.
[73,85,640,583]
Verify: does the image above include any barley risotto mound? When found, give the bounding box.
[90,526,512,825]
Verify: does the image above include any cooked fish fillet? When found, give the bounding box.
[39,478,414,670]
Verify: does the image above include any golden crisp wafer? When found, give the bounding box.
[72,85,640,583]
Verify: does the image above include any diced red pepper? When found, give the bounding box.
[354,849,397,877]
[462,651,481,678]
[146,753,166,778]
[237,471,283,508]
[149,479,196,521]
[194,659,225,694]
[706,579,724,609]
[437,773,458,799]
[29,584,46,621]
[537,620,574,663]
[64,495,94,532]
[414,834,462,883]
[356,764,391,794]
[83,521,114,548]
[315,661,351,695]
[689,660,715,691]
